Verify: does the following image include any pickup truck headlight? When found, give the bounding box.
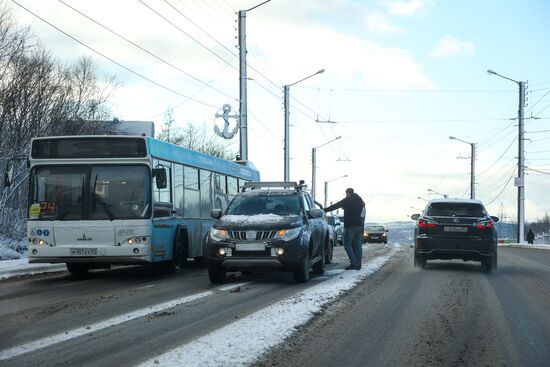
[276,227,301,241]
[210,228,228,242]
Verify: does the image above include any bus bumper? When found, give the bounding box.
[28,244,152,264]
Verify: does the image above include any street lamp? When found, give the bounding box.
[417,196,428,202]
[449,136,476,200]
[487,69,526,243]
[312,136,341,200]
[427,188,448,198]
[324,174,348,208]
[284,69,325,181]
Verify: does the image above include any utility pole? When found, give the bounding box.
[238,10,248,161]
[471,143,476,200]
[487,70,526,243]
[517,81,526,243]
[284,85,290,181]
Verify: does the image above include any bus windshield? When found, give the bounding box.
[30,165,151,220]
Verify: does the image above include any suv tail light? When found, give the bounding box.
[474,220,494,229]
[418,218,437,228]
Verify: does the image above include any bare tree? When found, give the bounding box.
[157,108,238,161]
[0,4,118,239]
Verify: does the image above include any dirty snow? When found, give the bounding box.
[220,214,297,226]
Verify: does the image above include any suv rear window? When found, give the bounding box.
[227,194,301,216]
[426,203,485,217]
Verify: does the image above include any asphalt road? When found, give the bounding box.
[0,244,391,366]
[2,246,549,367]
[256,247,550,367]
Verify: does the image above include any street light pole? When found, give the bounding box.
[449,136,476,199]
[324,175,348,208]
[487,69,526,243]
[283,69,325,181]
[237,0,271,161]
[427,188,448,198]
[312,136,341,201]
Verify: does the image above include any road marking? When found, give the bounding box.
[217,281,251,292]
[0,290,213,361]
[139,250,399,367]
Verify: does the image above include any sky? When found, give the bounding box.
[6,0,550,224]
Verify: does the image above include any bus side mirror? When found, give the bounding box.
[153,166,167,189]
[3,161,14,187]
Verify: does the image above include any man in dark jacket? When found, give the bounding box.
[324,188,365,270]
[527,228,535,244]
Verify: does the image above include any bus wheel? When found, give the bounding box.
[66,263,90,276]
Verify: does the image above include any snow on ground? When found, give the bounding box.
[0,236,27,260]
[139,245,401,367]
[0,258,65,280]
[498,243,550,251]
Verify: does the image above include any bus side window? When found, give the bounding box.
[184,166,200,217]
[174,164,184,216]
[153,159,172,218]
[199,170,211,218]
[227,176,238,201]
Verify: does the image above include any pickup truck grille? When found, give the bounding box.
[228,230,277,241]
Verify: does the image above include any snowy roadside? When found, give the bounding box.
[498,242,550,250]
[0,258,65,280]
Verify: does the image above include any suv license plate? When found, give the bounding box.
[443,226,468,233]
[236,243,265,251]
[70,248,98,256]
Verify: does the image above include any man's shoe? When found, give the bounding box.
[345,265,355,270]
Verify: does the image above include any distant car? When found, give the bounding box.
[411,198,498,271]
[364,225,388,244]
[206,181,334,284]
[327,215,343,245]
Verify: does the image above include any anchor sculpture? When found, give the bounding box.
[214,104,239,139]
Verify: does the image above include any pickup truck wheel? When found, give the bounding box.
[208,264,226,283]
[325,239,334,264]
[312,243,326,275]
[293,254,311,283]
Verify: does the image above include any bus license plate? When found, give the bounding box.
[70,248,98,256]
[443,226,468,233]
[236,243,265,251]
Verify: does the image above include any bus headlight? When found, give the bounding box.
[210,228,228,242]
[276,228,301,241]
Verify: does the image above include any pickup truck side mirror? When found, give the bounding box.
[309,208,324,219]
[210,209,222,219]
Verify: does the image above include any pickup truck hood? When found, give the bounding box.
[216,214,302,230]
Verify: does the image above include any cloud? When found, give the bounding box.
[430,35,475,58]
[382,0,433,16]
[364,11,405,35]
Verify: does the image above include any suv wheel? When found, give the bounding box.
[293,254,311,283]
[312,243,326,275]
[208,264,226,283]
[414,254,427,269]
[483,253,497,272]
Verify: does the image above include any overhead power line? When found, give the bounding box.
[58,0,237,101]
[11,0,218,109]
[477,136,518,177]
[483,167,517,206]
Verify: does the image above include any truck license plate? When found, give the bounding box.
[236,243,265,251]
[70,248,98,256]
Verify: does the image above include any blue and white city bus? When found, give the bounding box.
[24,135,259,275]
